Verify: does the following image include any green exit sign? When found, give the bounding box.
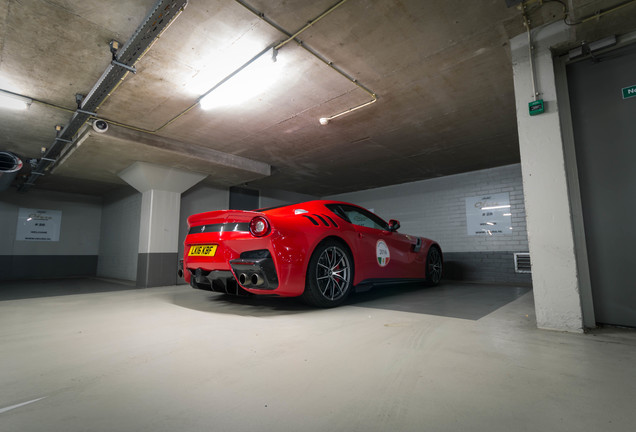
[623,85,636,99]
[528,99,544,116]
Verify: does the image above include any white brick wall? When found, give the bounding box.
[328,164,528,253]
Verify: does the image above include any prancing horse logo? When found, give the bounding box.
[200,226,205,233]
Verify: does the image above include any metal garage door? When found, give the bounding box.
[567,42,636,327]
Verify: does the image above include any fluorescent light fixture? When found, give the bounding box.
[486,222,495,226]
[0,91,32,110]
[503,213,512,216]
[568,46,584,60]
[481,204,511,210]
[588,35,616,52]
[199,48,282,110]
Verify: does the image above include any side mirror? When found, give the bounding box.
[388,219,400,232]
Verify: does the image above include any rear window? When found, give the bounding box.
[326,204,389,231]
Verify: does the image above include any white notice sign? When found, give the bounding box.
[16,208,62,241]
[465,193,512,236]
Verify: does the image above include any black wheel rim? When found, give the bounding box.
[315,246,351,301]
[428,248,442,283]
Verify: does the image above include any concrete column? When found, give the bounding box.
[510,22,594,332]
[119,162,206,287]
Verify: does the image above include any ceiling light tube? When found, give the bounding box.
[481,205,511,210]
[198,46,279,110]
[0,90,32,110]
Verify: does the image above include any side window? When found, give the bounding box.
[333,205,388,231]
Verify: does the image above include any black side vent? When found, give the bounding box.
[321,214,338,227]
[313,214,330,227]
[302,215,319,226]
[514,253,531,273]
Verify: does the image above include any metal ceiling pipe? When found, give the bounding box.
[0,151,23,191]
[17,0,189,193]
[235,0,377,124]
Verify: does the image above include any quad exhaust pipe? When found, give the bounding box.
[238,272,264,287]
[252,273,263,286]
[229,257,278,290]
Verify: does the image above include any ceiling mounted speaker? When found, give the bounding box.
[0,151,23,191]
[92,120,109,133]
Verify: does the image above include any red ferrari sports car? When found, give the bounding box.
[180,200,442,307]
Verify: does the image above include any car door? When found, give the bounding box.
[333,205,421,280]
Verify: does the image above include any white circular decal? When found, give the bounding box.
[376,240,390,267]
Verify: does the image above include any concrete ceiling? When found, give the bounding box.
[1,0,635,197]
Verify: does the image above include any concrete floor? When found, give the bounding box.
[1,280,635,432]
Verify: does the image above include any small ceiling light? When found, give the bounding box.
[0,91,32,110]
[318,97,377,125]
[75,93,85,107]
[109,40,121,59]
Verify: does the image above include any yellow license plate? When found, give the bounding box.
[188,244,218,256]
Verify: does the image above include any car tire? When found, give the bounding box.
[302,240,354,307]
[425,246,443,286]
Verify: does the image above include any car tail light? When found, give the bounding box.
[249,216,270,237]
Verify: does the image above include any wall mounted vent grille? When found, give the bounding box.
[514,253,531,273]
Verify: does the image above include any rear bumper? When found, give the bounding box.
[229,257,278,290]
[183,231,310,297]
[189,268,249,295]
[185,253,279,294]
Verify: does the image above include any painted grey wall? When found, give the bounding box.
[567,43,636,327]
[328,164,530,284]
[229,186,259,210]
[97,187,141,282]
[260,188,318,208]
[0,189,101,280]
[177,184,229,284]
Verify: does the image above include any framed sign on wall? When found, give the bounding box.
[16,208,62,241]
[465,193,512,236]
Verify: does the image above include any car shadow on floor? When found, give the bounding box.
[347,282,531,320]
[171,289,316,317]
[173,281,530,319]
